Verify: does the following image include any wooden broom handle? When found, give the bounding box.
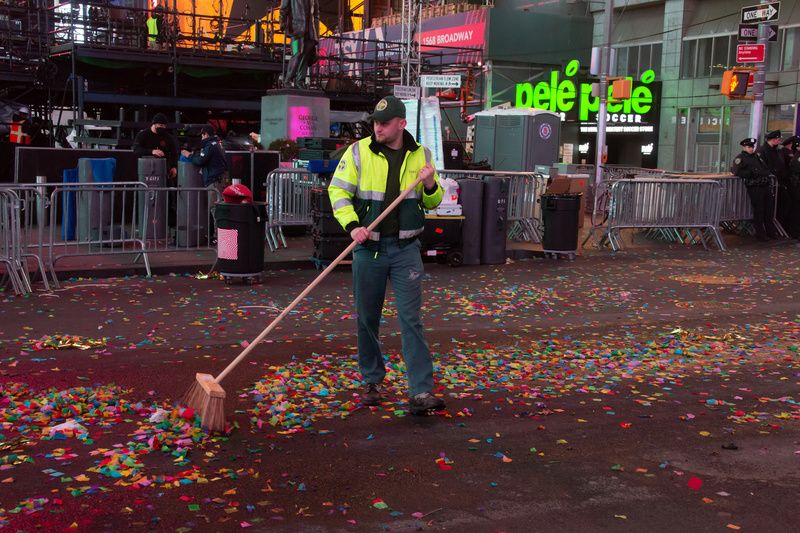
[214,174,426,384]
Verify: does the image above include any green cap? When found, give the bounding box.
[369,96,406,122]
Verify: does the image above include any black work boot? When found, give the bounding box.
[361,383,382,406]
[409,392,445,415]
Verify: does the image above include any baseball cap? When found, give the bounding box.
[369,96,406,123]
[151,113,169,125]
[765,130,782,141]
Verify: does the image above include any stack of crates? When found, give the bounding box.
[297,137,346,161]
[310,187,351,260]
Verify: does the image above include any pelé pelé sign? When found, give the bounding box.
[515,59,656,124]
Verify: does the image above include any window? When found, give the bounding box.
[651,43,662,75]
[767,104,796,134]
[783,28,800,69]
[681,39,697,78]
[627,46,639,76]
[615,47,628,76]
[613,43,661,79]
[712,36,729,73]
[696,38,712,77]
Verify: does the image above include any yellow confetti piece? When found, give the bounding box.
[699,431,712,437]
[614,514,627,520]
[556,439,568,445]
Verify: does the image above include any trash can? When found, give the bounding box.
[77,158,115,242]
[480,176,509,265]
[213,202,267,282]
[176,161,208,247]
[541,193,582,257]
[137,157,167,240]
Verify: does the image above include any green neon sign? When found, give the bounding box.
[515,61,655,122]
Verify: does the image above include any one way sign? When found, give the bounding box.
[741,2,780,24]
[738,23,779,42]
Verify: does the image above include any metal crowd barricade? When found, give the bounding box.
[663,172,789,238]
[48,182,151,276]
[135,186,222,252]
[265,169,324,251]
[0,184,57,294]
[438,170,548,243]
[604,178,726,251]
[0,189,30,295]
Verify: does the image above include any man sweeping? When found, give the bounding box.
[328,96,446,415]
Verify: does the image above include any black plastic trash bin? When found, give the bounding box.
[213,202,267,282]
[542,193,582,259]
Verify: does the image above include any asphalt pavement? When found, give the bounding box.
[1,241,799,532]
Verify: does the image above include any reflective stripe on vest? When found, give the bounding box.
[330,177,356,194]
[399,228,423,239]
[332,197,352,211]
[352,141,362,195]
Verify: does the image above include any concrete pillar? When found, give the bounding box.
[657,0,696,170]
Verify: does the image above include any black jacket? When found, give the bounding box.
[787,151,800,180]
[757,142,787,183]
[190,135,228,185]
[731,150,770,187]
[280,0,320,40]
[132,128,178,171]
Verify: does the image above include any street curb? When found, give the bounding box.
[53,259,318,280]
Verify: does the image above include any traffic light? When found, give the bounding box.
[721,70,750,97]
[611,78,632,99]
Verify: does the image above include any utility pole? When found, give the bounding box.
[749,0,770,139]
[594,0,613,188]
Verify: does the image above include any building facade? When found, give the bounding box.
[594,0,800,172]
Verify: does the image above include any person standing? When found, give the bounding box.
[327,96,446,415]
[757,130,789,235]
[732,137,778,241]
[781,135,800,239]
[181,125,229,194]
[133,112,178,181]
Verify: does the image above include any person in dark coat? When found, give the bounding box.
[181,125,229,194]
[758,129,791,234]
[781,135,800,239]
[280,0,320,88]
[732,137,779,241]
[132,112,178,180]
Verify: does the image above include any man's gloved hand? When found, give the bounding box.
[419,163,435,189]
[350,227,369,244]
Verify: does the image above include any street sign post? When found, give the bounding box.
[741,2,780,24]
[737,44,766,63]
[420,75,462,89]
[393,85,421,99]
[738,23,778,42]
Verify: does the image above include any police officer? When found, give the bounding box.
[732,137,778,241]
[758,129,791,233]
[781,135,800,238]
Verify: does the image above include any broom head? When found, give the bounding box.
[183,372,226,433]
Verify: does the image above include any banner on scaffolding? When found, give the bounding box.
[318,8,487,79]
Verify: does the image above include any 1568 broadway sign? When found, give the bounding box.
[515,59,657,124]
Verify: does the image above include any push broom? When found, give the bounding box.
[183,173,427,431]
